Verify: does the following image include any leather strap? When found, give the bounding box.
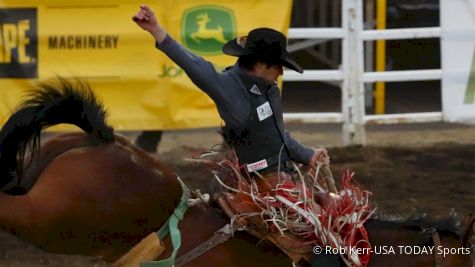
[432,228,444,267]
[111,232,165,267]
[175,224,235,266]
[140,178,190,267]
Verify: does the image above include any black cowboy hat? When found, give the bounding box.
[222,27,303,74]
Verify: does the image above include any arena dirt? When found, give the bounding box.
[0,122,474,266]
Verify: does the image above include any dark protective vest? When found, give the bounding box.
[222,73,291,172]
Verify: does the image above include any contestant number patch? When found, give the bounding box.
[246,159,268,172]
[257,101,273,121]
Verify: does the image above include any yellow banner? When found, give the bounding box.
[0,0,293,130]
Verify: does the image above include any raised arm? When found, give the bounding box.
[132,5,221,94]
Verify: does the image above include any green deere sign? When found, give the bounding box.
[182,5,236,55]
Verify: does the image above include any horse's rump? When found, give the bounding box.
[0,78,182,262]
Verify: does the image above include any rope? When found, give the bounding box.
[140,177,190,267]
[189,147,376,267]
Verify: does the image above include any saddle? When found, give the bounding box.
[192,147,374,266]
[213,169,374,267]
[215,194,313,264]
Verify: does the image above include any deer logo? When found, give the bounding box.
[182,6,236,55]
[191,13,227,44]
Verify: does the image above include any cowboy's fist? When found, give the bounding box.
[132,5,167,43]
[133,5,157,29]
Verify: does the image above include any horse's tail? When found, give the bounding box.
[0,77,115,187]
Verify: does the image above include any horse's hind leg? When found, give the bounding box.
[0,192,31,235]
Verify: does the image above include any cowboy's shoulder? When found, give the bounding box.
[220,65,240,81]
[221,64,237,74]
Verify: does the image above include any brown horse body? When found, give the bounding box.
[0,79,472,266]
[0,132,181,262]
[0,79,183,262]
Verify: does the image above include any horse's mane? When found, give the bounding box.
[371,210,464,239]
[0,77,114,188]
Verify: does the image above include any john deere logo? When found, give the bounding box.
[0,8,38,78]
[182,5,236,55]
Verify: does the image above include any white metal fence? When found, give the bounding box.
[282,0,442,145]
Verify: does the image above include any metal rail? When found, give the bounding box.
[282,0,442,145]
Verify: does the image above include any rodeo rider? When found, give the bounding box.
[133,4,330,174]
[132,4,341,267]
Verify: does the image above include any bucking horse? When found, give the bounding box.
[0,78,473,267]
